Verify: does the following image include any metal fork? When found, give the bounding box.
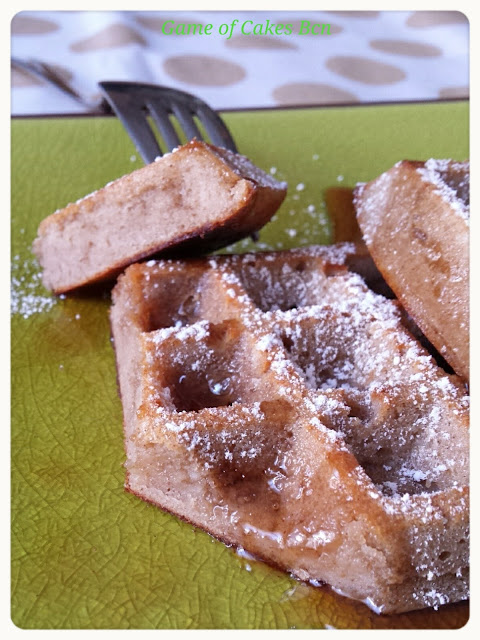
[98,81,237,163]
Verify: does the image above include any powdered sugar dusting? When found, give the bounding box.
[417,159,469,225]
[132,246,468,503]
[355,159,470,247]
[147,320,210,345]
[11,255,57,318]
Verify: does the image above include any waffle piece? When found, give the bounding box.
[32,140,287,294]
[354,160,469,382]
[110,244,469,615]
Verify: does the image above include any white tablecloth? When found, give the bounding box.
[11,10,469,115]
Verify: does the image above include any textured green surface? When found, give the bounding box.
[11,102,469,629]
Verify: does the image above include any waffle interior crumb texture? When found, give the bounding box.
[110,244,469,615]
[32,140,287,294]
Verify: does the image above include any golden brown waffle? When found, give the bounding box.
[110,243,469,615]
[354,160,469,382]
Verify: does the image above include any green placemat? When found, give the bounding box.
[11,101,469,629]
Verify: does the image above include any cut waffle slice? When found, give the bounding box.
[33,140,287,294]
[354,159,469,382]
[110,244,469,615]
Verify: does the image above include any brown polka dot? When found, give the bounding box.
[406,11,468,28]
[286,19,343,36]
[11,14,59,35]
[163,55,246,87]
[325,11,380,19]
[70,23,146,52]
[272,82,359,106]
[326,56,406,85]
[438,86,469,99]
[11,62,72,88]
[370,39,442,57]
[135,15,206,35]
[225,34,297,50]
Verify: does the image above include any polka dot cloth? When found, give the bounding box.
[11,10,469,115]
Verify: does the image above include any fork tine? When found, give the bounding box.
[146,102,182,152]
[195,105,238,153]
[114,104,161,163]
[170,102,203,142]
[99,82,161,163]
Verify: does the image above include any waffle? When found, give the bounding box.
[110,243,469,615]
[354,159,469,382]
[33,140,287,294]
